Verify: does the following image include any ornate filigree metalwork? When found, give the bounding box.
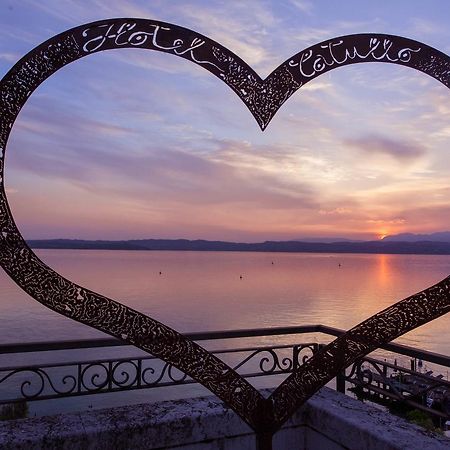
[0,18,449,447]
[0,343,319,403]
[1,338,448,424]
[346,356,450,418]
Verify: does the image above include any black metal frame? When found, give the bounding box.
[0,325,448,424]
[0,18,449,448]
[0,342,318,403]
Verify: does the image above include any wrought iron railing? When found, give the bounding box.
[0,324,448,424]
[345,355,450,418]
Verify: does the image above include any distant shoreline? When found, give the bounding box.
[26,238,450,255]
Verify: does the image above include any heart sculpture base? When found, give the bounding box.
[0,19,449,449]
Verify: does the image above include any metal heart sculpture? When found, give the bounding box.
[0,19,449,446]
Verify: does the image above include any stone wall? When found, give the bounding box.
[0,387,448,449]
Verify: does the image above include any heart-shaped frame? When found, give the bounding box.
[0,19,449,445]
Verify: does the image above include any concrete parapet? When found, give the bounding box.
[0,387,448,449]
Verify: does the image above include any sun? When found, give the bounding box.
[377,231,389,240]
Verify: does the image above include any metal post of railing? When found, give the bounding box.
[382,364,388,398]
[292,345,300,371]
[137,359,142,388]
[336,369,346,393]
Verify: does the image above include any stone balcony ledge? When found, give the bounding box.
[0,387,448,449]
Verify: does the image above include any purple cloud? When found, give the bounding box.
[344,135,426,161]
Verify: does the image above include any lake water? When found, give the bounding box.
[1,249,449,351]
[0,250,449,415]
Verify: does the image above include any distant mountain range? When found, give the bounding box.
[293,237,362,243]
[382,231,450,242]
[26,234,450,255]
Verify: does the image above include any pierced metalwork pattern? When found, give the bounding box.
[0,343,319,404]
[0,18,449,439]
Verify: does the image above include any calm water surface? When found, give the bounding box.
[1,250,449,415]
[0,249,449,353]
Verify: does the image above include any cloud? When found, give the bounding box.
[344,135,426,161]
[11,97,135,145]
[300,81,333,92]
[168,2,280,76]
[8,134,326,241]
[366,218,406,225]
[408,17,450,40]
[0,52,20,63]
[393,204,450,234]
[318,207,352,215]
[24,0,157,25]
[9,113,320,212]
[289,0,314,14]
[3,0,449,242]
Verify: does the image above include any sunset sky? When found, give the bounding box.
[0,1,449,242]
